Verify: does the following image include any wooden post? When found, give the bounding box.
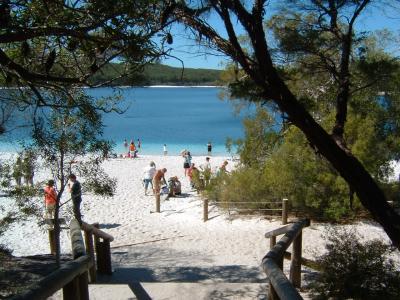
[95,238,112,275]
[78,271,89,300]
[289,231,302,288]
[103,240,112,275]
[93,223,103,274]
[269,235,276,250]
[203,199,209,222]
[84,229,96,283]
[156,194,160,213]
[48,229,56,255]
[96,241,105,274]
[63,277,80,300]
[282,198,288,225]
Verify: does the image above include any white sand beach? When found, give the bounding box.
[2,154,399,299]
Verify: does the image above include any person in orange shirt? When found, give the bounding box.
[44,179,57,219]
[129,141,137,158]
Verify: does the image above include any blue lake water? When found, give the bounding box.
[0,87,253,156]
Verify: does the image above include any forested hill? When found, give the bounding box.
[90,63,223,86]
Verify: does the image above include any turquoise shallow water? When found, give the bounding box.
[0,87,253,156]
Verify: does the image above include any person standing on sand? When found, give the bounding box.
[129,140,137,158]
[183,151,192,176]
[68,174,83,224]
[163,144,168,156]
[207,141,212,155]
[137,138,141,150]
[22,150,36,186]
[153,168,167,195]
[143,161,157,195]
[44,179,57,219]
[123,139,128,149]
[200,157,212,186]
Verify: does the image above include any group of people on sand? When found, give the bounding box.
[43,174,83,224]
[123,138,141,158]
[142,161,181,196]
[122,140,213,157]
[179,150,229,189]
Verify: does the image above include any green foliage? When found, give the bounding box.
[0,162,12,189]
[202,167,280,212]
[236,108,281,167]
[30,90,117,199]
[89,63,222,86]
[213,25,400,221]
[310,227,400,300]
[211,97,400,221]
[76,161,117,197]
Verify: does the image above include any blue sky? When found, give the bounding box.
[162,3,400,70]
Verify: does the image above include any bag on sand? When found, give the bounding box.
[161,185,169,194]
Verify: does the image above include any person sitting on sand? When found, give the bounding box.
[153,168,167,195]
[44,179,57,219]
[168,176,182,197]
[143,161,157,195]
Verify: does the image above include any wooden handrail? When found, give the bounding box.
[265,223,298,238]
[262,219,310,300]
[14,219,114,299]
[11,255,92,300]
[215,201,283,205]
[81,221,114,242]
[71,219,86,259]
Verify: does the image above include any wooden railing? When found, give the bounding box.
[13,219,114,300]
[203,198,289,224]
[261,219,310,300]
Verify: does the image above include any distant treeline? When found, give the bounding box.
[90,63,223,86]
